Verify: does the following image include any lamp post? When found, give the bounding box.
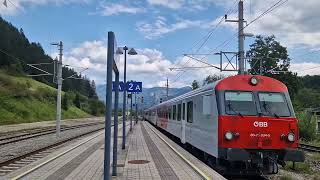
[117,46,137,150]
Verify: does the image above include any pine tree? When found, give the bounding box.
[191,80,199,90]
[62,94,69,110]
[74,93,81,108]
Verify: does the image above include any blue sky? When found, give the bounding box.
[1,0,320,87]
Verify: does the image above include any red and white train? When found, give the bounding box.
[144,74,304,175]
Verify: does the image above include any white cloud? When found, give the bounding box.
[137,16,209,39]
[147,0,183,9]
[290,62,320,76]
[215,0,320,48]
[0,0,91,15]
[146,0,236,11]
[57,40,178,86]
[94,3,145,16]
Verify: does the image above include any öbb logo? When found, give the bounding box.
[253,121,268,127]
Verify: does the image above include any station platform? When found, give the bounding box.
[4,121,224,180]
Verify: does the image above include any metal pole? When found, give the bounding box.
[112,71,119,176]
[238,0,245,75]
[56,41,63,137]
[166,78,169,98]
[135,93,137,124]
[220,51,222,71]
[122,47,128,149]
[104,32,114,180]
[130,93,133,131]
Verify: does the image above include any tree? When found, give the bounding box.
[191,80,199,90]
[297,111,317,141]
[203,74,225,85]
[74,93,81,108]
[62,94,69,110]
[89,80,98,99]
[247,35,290,75]
[293,88,320,111]
[246,35,300,96]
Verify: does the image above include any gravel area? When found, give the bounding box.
[268,152,320,180]
[0,123,105,164]
[0,117,104,137]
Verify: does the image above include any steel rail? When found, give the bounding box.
[299,143,320,153]
[0,122,105,146]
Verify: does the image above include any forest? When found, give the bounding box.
[0,17,105,124]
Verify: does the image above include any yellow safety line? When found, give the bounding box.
[11,131,104,180]
[145,123,211,180]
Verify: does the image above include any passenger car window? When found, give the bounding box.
[187,101,193,123]
[182,103,185,120]
[177,104,181,121]
[173,105,176,120]
[203,95,211,115]
[225,91,257,116]
[258,92,291,117]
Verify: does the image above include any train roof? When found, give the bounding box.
[147,80,219,110]
[146,74,288,111]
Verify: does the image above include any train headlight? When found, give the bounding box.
[225,131,233,140]
[250,76,258,86]
[287,133,295,142]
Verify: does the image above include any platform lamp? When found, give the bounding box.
[117,46,137,150]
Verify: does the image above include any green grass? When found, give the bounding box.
[301,138,320,147]
[0,70,91,125]
[284,161,313,174]
[280,175,294,180]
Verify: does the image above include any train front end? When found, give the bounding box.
[215,75,305,175]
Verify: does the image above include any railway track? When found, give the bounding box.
[299,143,320,153]
[0,121,104,146]
[0,125,107,177]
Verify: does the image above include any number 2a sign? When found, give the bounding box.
[127,82,142,92]
[112,81,142,92]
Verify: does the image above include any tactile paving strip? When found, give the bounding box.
[140,124,179,180]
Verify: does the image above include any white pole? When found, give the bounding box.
[56,41,63,137]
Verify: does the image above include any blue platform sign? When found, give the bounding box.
[127,81,142,92]
[112,81,142,92]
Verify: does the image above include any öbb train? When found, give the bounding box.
[144,75,304,175]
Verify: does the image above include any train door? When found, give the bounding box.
[181,101,186,144]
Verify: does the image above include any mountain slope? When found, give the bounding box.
[0,70,90,125]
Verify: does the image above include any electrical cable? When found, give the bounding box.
[170,0,288,88]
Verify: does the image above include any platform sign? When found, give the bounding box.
[127,81,142,92]
[112,81,125,92]
[112,81,142,92]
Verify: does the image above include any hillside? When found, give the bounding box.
[0,70,92,125]
[0,17,105,125]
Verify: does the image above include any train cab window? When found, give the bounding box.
[177,104,181,121]
[225,91,257,116]
[187,101,193,123]
[173,105,176,120]
[182,103,185,120]
[258,92,291,117]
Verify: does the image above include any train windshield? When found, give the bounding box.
[258,92,291,117]
[225,91,257,116]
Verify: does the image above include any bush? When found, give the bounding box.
[297,111,317,141]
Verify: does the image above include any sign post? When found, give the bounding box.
[104,31,120,180]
